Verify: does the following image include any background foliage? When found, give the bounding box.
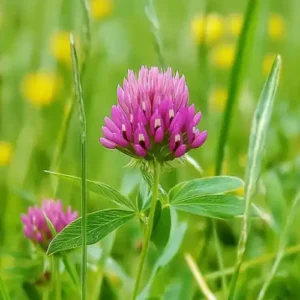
[0,0,300,299]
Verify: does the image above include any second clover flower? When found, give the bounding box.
[100,67,207,163]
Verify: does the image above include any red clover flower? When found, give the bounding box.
[100,67,207,163]
[21,200,78,248]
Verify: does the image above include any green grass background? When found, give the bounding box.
[1,0,300,299]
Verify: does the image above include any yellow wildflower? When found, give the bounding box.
[238,153,247,168]
[209,87,228,112]
[50,31,72,64]
[106,271,120,286]
[262,54,276,76]
[207,160,229,176]
[0,141,13,166]
[268,14,285,40]
[227,14,243,37]
[21,72,60,106]
[90,0,113,20]
[211,43,235,69]
[191,14,224,45]
[235,186,244,197]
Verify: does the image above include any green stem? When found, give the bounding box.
[257,191,300,300]
[212,221,227,296]
[81,136,87,300]
[132,160,160,300]
[62,254,80,292]
[53,257,61,300]
[42,290,49,300]
[70,34,87,300]
[0,275,10,300]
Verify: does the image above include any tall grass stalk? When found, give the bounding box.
[212,221,227,295]
[132,160,160,299]
[0,275,10,300]
[70,34,88,300]
[53,257,61,300]
[145,0,165,67]
[50,0,91,192]
[257,191,300,300]
[215,0,260,175]
[80,0,91,75]
[185,253,216,300]
[204,243,300,281]
[228,56,281,299]
[213,0,260,296]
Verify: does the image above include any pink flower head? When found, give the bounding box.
[100,67,207,162]
[21,200,78,248]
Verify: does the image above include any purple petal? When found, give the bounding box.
[174,144,186,157]
[191,130,207,148]
[104,117,119,133]
[100,138,117,149]
[111,105,123,127]
[114,133,129,147]
[170,129,182,151]
[150,111,163,136]
[134,144,147,157]
[102,126,115,141]
[154,127,164,143]
[193,112,202,126]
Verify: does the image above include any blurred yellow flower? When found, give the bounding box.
[238,153,247,168]
[191,14,224,45]
[235,186,244,197]
[21,72,60,106]
[106,271,120,286]
[209,87,228,112]
[211,43,235,69]
[90,0,113,20]
[227,14,243,37]
[268,14,285,40]
[262,54,276,76]
[50,31,72,64]
[0,141,13,166]
[207,160,229,176]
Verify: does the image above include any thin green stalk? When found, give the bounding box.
[215,0,260,175]
[257,191,300,300]
[50,0,91,192]
[145,0,165,67]
[212,221,227,296]
[205,243,300,281]
[42,290,49,300]
[53,257,61,300]
[185,253,216,300]
[70,34,87,300]
[62,254,80,292]
[0,275,10,300]
[132,160,160,300]
[228,56,281,299]
[80,0,91,72]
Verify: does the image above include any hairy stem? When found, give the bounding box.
[70,34,87,300]
[132,160,160,299]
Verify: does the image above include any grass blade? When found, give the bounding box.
[257,191,300,300]
[185,253,216,300]
[0,275,10,300]
[69,33,88,300]
[228,55,281,298]
[215,0,261,175]
[145,0,165,67]
[213,1,262,294]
